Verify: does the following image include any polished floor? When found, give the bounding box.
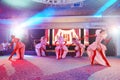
[0,55,120,80]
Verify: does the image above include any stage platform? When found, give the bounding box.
[0,55,120,80]
[25,50,84,56]
[0,50,88,56]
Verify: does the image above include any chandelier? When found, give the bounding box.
[32,0,85,7]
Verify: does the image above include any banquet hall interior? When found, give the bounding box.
[0,0,120,80]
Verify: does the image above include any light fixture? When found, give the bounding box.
[32,0,85,7]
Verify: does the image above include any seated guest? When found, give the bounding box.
[0,44,4,55]
[1,40,10,51]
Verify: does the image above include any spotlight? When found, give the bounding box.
[109,27,120,37]
[10,27,25,39]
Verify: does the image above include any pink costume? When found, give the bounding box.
[55,36,68,59]
[11,37,25,59]
[72,38,85,57]
[87,30,110,66]
[35,37,47,56]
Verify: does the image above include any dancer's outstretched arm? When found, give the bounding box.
[8,48,17,60]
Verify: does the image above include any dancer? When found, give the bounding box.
[8,35,25,60]
[35,36,47,57]
[72,38,85,57]
[55,35,68,60]
[87,30,111,67]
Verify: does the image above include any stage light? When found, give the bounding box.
[10,27,25,39]
[8,8,55,40]
[2,0,33,9]
[32,0,85,5]
[93,15,102,17]
[109,27,120,37]
[94,0,117,16]
[20,8,55,28]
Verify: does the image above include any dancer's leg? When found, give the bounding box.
[19,48,22,59]
[20,46,25,59]
[35,48,41,56]
[62,46,68,59]
[99,50,111,67]
[58,49,61,59]
[55,47,60,59]
[41,47,46,56]
[91,50,96,65]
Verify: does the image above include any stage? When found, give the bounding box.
[0,55,120,80]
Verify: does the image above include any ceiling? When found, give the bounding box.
[0,0,120,19]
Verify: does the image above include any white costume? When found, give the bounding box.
[55,36,68,59]
[35,37,47,56]
[72,38,85,57]
[11,37,25,59]
[87,30,110,66]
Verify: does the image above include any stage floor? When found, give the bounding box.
[0,55,120,80]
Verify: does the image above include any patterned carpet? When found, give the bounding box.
[0,55,120,80]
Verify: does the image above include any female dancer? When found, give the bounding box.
[35,36,47,56]
[72,38,85,57]
[55,36,68,60]
[87,30,111,67]
[8,35,25,60]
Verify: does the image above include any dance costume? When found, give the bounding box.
[87,30,110,66]
[72,38,85,57]
[9,37,25,60]
[35,37,47,56]
[55,36,68,59]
